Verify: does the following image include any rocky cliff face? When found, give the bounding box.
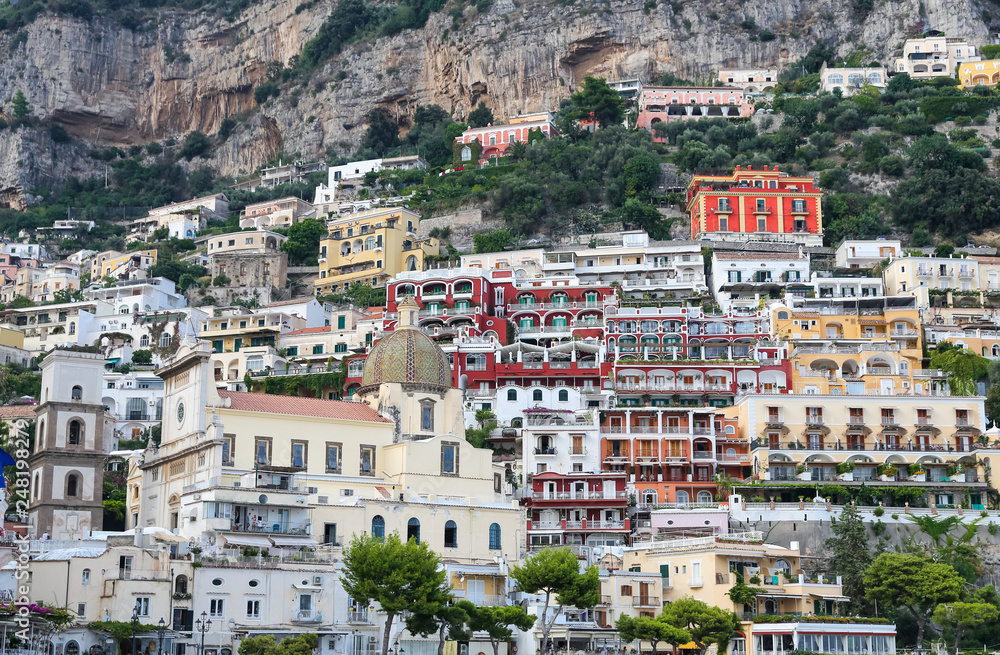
[0,0,994,190]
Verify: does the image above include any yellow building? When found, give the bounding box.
[314,207,439,295]
[623,532,847,616]
[882,255,979,307]
[959,59,1000,88]
[88,249,158,280]
[734,393,990,508]
[770,296,924,395]
[0,325,24,349]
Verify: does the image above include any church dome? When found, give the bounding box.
[361,329,453,388]
[361,297,452,388]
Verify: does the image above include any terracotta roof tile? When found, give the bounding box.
[283,326,332,336]
[714,252,807,261]
[217,390,390,423]
[0,405,37,419]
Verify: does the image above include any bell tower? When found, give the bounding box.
[28,350,113,539]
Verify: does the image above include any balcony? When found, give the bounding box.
[291,610,322,623]
[534,447,558,455]
[692,452,715,460]
[956,418,972,427]
[632,596,660,607]
[347,610,370,623]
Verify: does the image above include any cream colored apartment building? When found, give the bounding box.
[882,255,980,307]
[895,36,979,78]
[315,207,439,295]
[734,393,990,508]
[88,249,158,280]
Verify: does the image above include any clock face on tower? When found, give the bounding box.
[177,401,185,426]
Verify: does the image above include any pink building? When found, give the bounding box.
[455,112,556,166]
[637,86,753,140]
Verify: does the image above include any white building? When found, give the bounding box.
[2,242,48,260]
[718,68,779,93]
[819,63,888,95]
[835,239,902,269]
[85,277,187,314]
[314,157,427,208]
[102,370,165,442]
[895,36,979,78]
[541,233,708,297]
[711,251,811,310]
[810,274,885,299]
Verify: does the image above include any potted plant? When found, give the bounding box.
[836,461,855,481]
[907,462,926,481]
[795,464,811,481]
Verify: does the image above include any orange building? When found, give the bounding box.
[686,165,824,247]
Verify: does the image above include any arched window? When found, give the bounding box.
[675,490,690,505]
[406,256,417,271]
[507,389,517,401]
[68,322,75,335]
[558,389,569,402]
[175,575,188,594]
[776,311,789,320]
[828,74,844,85]
[36,419,44,451]
[444,520,458,548]
[532,390,543,402]
[371,515,385,540]
[697,490,714,504]
[489,523,501,550]
[139,335,150,348]
[466,354,486,370]
[71,385,83,400]
[159,332,171,348]
[82,569,91,584]
[66,473,80,498]
[407,518,420,544]
[68,420,82,445]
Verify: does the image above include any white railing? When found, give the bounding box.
[634,531,763,552]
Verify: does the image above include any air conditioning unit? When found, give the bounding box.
[314,576,323,585]
[368,637,378,644]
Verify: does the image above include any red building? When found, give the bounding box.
[526,471,630,552]
[599,409,746,506]
[686,165,824,247]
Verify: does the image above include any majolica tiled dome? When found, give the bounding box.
[362,298,452,388]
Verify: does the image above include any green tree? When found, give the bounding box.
[863,553,964,647]
[238,633,319,655]
[281,218,327,266]
[930,347,989,395]
[213,274,231,287]
[131,350,153,365]
[361,108,399,154]
[724,576,763,611]
[341,533,450,655]
[510,547,600,654]
[619,198,672,240]
[468,102,494,128]
[622,151,661,199]
[568,76,626,128]
[179,131,210,160]
[11,91,31,122]
[986,383,1000,427]
[406,599,474,655]
[467,605,536,655]
[932,602,999,654]
[659,597,739,655]
[826,503,872,613]
[615,615,689,655]
[472,229,511,254]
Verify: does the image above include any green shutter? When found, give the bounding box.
[337,316,346,329]
[659,564,670,578]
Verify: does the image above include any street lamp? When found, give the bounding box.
[195,611,212,655]
[157,618,166,655]
[130,607,140,655]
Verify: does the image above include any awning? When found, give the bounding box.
[678,643,699,650]
[223,535,272,548]
[270,535,319,547]
[375,486,392,499]
[756,592,804,598]
[154,530,188,543]
[809,593,852,601]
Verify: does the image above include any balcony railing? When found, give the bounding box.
[291,610,322,623]
[632,596,660,607]
[347,610,370,623]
